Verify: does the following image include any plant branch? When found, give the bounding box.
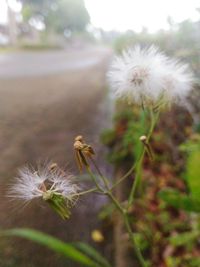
[110,162,137,190]
[75,188,98,197]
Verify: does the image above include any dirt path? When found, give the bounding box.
[0,47,112,267]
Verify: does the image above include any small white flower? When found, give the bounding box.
[8,164,79,205]
[108,45,194,106]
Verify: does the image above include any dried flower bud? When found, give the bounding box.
[75,135,83,142]
[140,135,154,160]
[140,135,147,143]
[73,135,95,172]
[74,140,84,150]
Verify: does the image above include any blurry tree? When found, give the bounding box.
[175,20,197,49]
[20,0,53,19]
[46,0,90,33]
[167,16,174,29]
[20,0,90,33]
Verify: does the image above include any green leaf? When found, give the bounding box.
[1,228,100,267]
[186,151,200,198]
[169,231,199,247]
[188,257,200,267]
[158,189,200,212]
[75,242,111,267]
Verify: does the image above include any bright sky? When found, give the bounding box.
[0,0,200,32]
[0,0,21,23]
[85,0,200,32]
[0,0,7,23]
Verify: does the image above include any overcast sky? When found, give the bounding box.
[0,0,21,23]
[0,0,7,23]
[85,0,200,32]
[1,0,200,32]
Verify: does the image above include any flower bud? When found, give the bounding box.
[139,135,147,143]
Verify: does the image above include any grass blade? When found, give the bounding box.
[2,228,101,267]
[75,242,111,267]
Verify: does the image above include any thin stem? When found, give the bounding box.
[128,149,145,207]
[76,188,98,197]
[111,108,147,191]
[86,166,103,192]
[124,213,147,267]
[106,190,146,266]
[106,191,125,214]
[90,157,110,189]
[86,165,146,266]
[127,108,159,208]
[110,161,137,190]
[86,164,124,212]
[106,191,147,266]
[147,108,157,140]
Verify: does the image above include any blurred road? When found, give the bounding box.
[0,47,109,78]
[0,46,112,267]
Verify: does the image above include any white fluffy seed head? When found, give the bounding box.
[108,45,194,107]
[8,164,79,204]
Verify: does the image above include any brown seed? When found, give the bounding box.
[49,163,58,170]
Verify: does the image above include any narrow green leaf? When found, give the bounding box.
[75,242,111,267]
[1,228,100,267]
[186,151,200,198]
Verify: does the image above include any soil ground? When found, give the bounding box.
[0,46,112,267]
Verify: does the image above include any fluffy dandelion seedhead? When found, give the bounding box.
[8,163,79,219]
[108,45,194,107]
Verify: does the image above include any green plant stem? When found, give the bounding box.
[86,164,124,213]
[106,109,159,265]
[107,193,147,266]
[90,157,110,189]
[86,166,103,192]
[107,109,159,266]
[94,109,159,193]
[76,188,98,197]
[124,213,147,267]
[128,150,145,207]
[147,108,159,141]
[106,191,125,214]
[110,161,137,190]
[106,191,147,267]
[86,167,146,266]
[127,108,159,208]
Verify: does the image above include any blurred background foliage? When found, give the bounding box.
[101,103,200,266]
[21,0,90,32]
